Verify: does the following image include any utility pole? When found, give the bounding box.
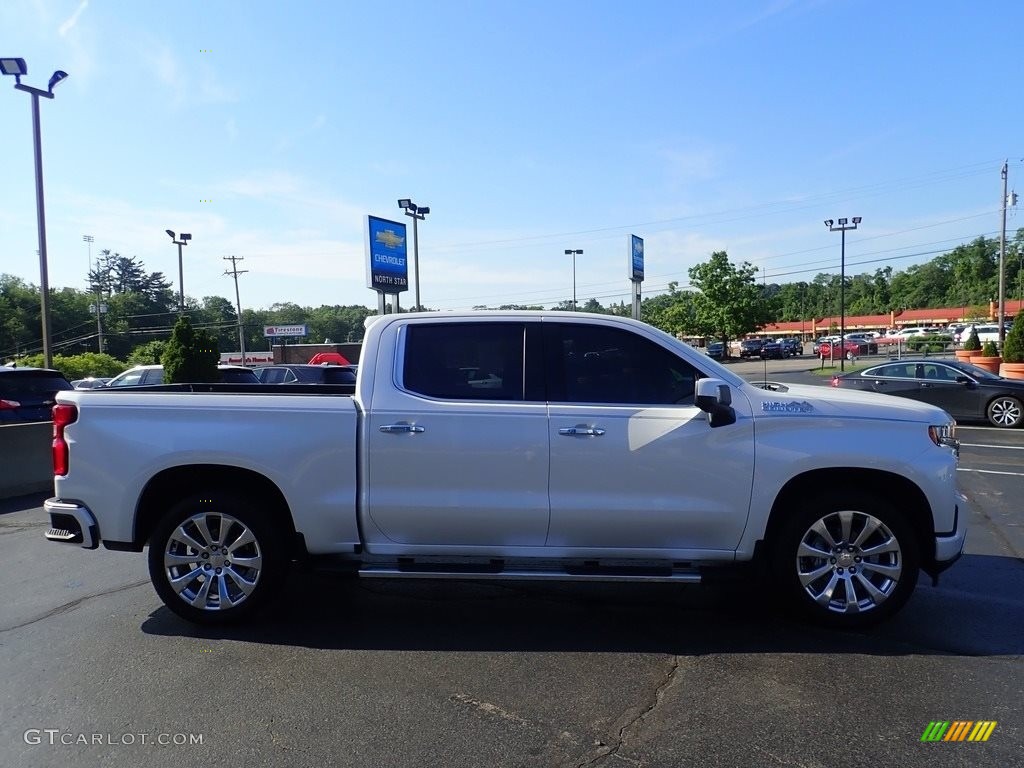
[223,256,249,365]
[83,234,104,353]
[999,160,1008,345]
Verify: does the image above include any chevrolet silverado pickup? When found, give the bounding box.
[44,312,967,628]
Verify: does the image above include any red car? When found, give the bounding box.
[818,340,864,359]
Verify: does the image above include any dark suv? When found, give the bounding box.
[780,338,803,356]
[0,367,73,423]
[739,339,765,358]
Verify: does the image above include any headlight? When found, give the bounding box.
[929,422,959,455]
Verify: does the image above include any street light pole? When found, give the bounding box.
[165,230,192,314]
[2,58,68,369]
[565,249,583,310]
[999,161,1008,345]
[398,199,430,311]
[824,217,861,372]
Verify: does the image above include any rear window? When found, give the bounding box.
[0,371,72,398]
[220,369,259,383]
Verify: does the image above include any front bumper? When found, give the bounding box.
[932,491,968,569]
[44,498,99,550]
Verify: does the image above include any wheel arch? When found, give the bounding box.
[134,464,299,553]
[764,468,936,569]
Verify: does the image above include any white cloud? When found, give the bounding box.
[58,0,88,37]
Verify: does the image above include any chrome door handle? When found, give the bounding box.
[379,424,425,434]
[558,426,606,436]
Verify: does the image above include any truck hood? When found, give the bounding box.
[741,381,951,425]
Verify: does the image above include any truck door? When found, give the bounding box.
[544,321,755,552]
[364,321,550,547]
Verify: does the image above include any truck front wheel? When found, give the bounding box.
[770,494,919,628]
[148,493,287,624]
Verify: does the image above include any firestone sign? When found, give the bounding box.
[263,325,308,337]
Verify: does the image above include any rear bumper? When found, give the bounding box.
[44,498,98,550]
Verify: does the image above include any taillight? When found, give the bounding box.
[0,399,20,409]
[52,403,78,476]
[830,377,840,387]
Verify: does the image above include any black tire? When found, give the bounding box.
[986,396,1023,428]
[769,492,919,629]
[148,491,289,624]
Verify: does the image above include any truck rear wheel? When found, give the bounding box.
[147,492,287,624]
[770,493,919,628]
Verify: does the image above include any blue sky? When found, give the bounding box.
[1,0,1021,313]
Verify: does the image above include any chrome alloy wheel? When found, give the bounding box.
[795,510,902,615]
[163,512,263,611]
[988,397,1023,428]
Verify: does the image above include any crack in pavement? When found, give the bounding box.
[575,655,682,768]
[0,579,150,633]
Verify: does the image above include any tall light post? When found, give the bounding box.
[824,217,861,372]
[398,199,430,311]
[165,230,192,314]
[2,57,69,369]
[565,249,583,310]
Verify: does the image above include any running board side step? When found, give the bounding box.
[357,565,702,584]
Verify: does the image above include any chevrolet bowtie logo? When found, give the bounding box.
[375,229,405,248]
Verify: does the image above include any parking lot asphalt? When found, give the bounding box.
[1,377,1021,767]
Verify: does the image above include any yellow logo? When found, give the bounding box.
[375,229,405,249]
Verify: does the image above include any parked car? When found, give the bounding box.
[819,339,865,359]
[71,377,113,390]
[831,358,1024,428]
[0,367,72,423]
[780,338,803,356]
[957,324,1002,346]
[104,364,259,387]
[705,341,725,360]
[759,340,787,359]
[254,364,357,385]
[843,334,879,355]
[739,339,765,358]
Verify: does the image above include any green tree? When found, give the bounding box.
[161,316,218,383]
[687,252,773,349]
[127,340,168,366]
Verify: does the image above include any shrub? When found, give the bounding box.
[11,352,127,380]
[127,340,168,366]
[1003,320,1023,363]
[981,340,998,357]
[161,316,218,383]
[962,327,981,351]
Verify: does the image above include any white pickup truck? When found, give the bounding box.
[44,312,966,628]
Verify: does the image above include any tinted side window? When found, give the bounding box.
[867,364,916,379]
[404,323,524,401]
[545,324,698,405]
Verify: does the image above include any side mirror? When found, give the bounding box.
[695,378,736,427]
[955,376,971,384]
